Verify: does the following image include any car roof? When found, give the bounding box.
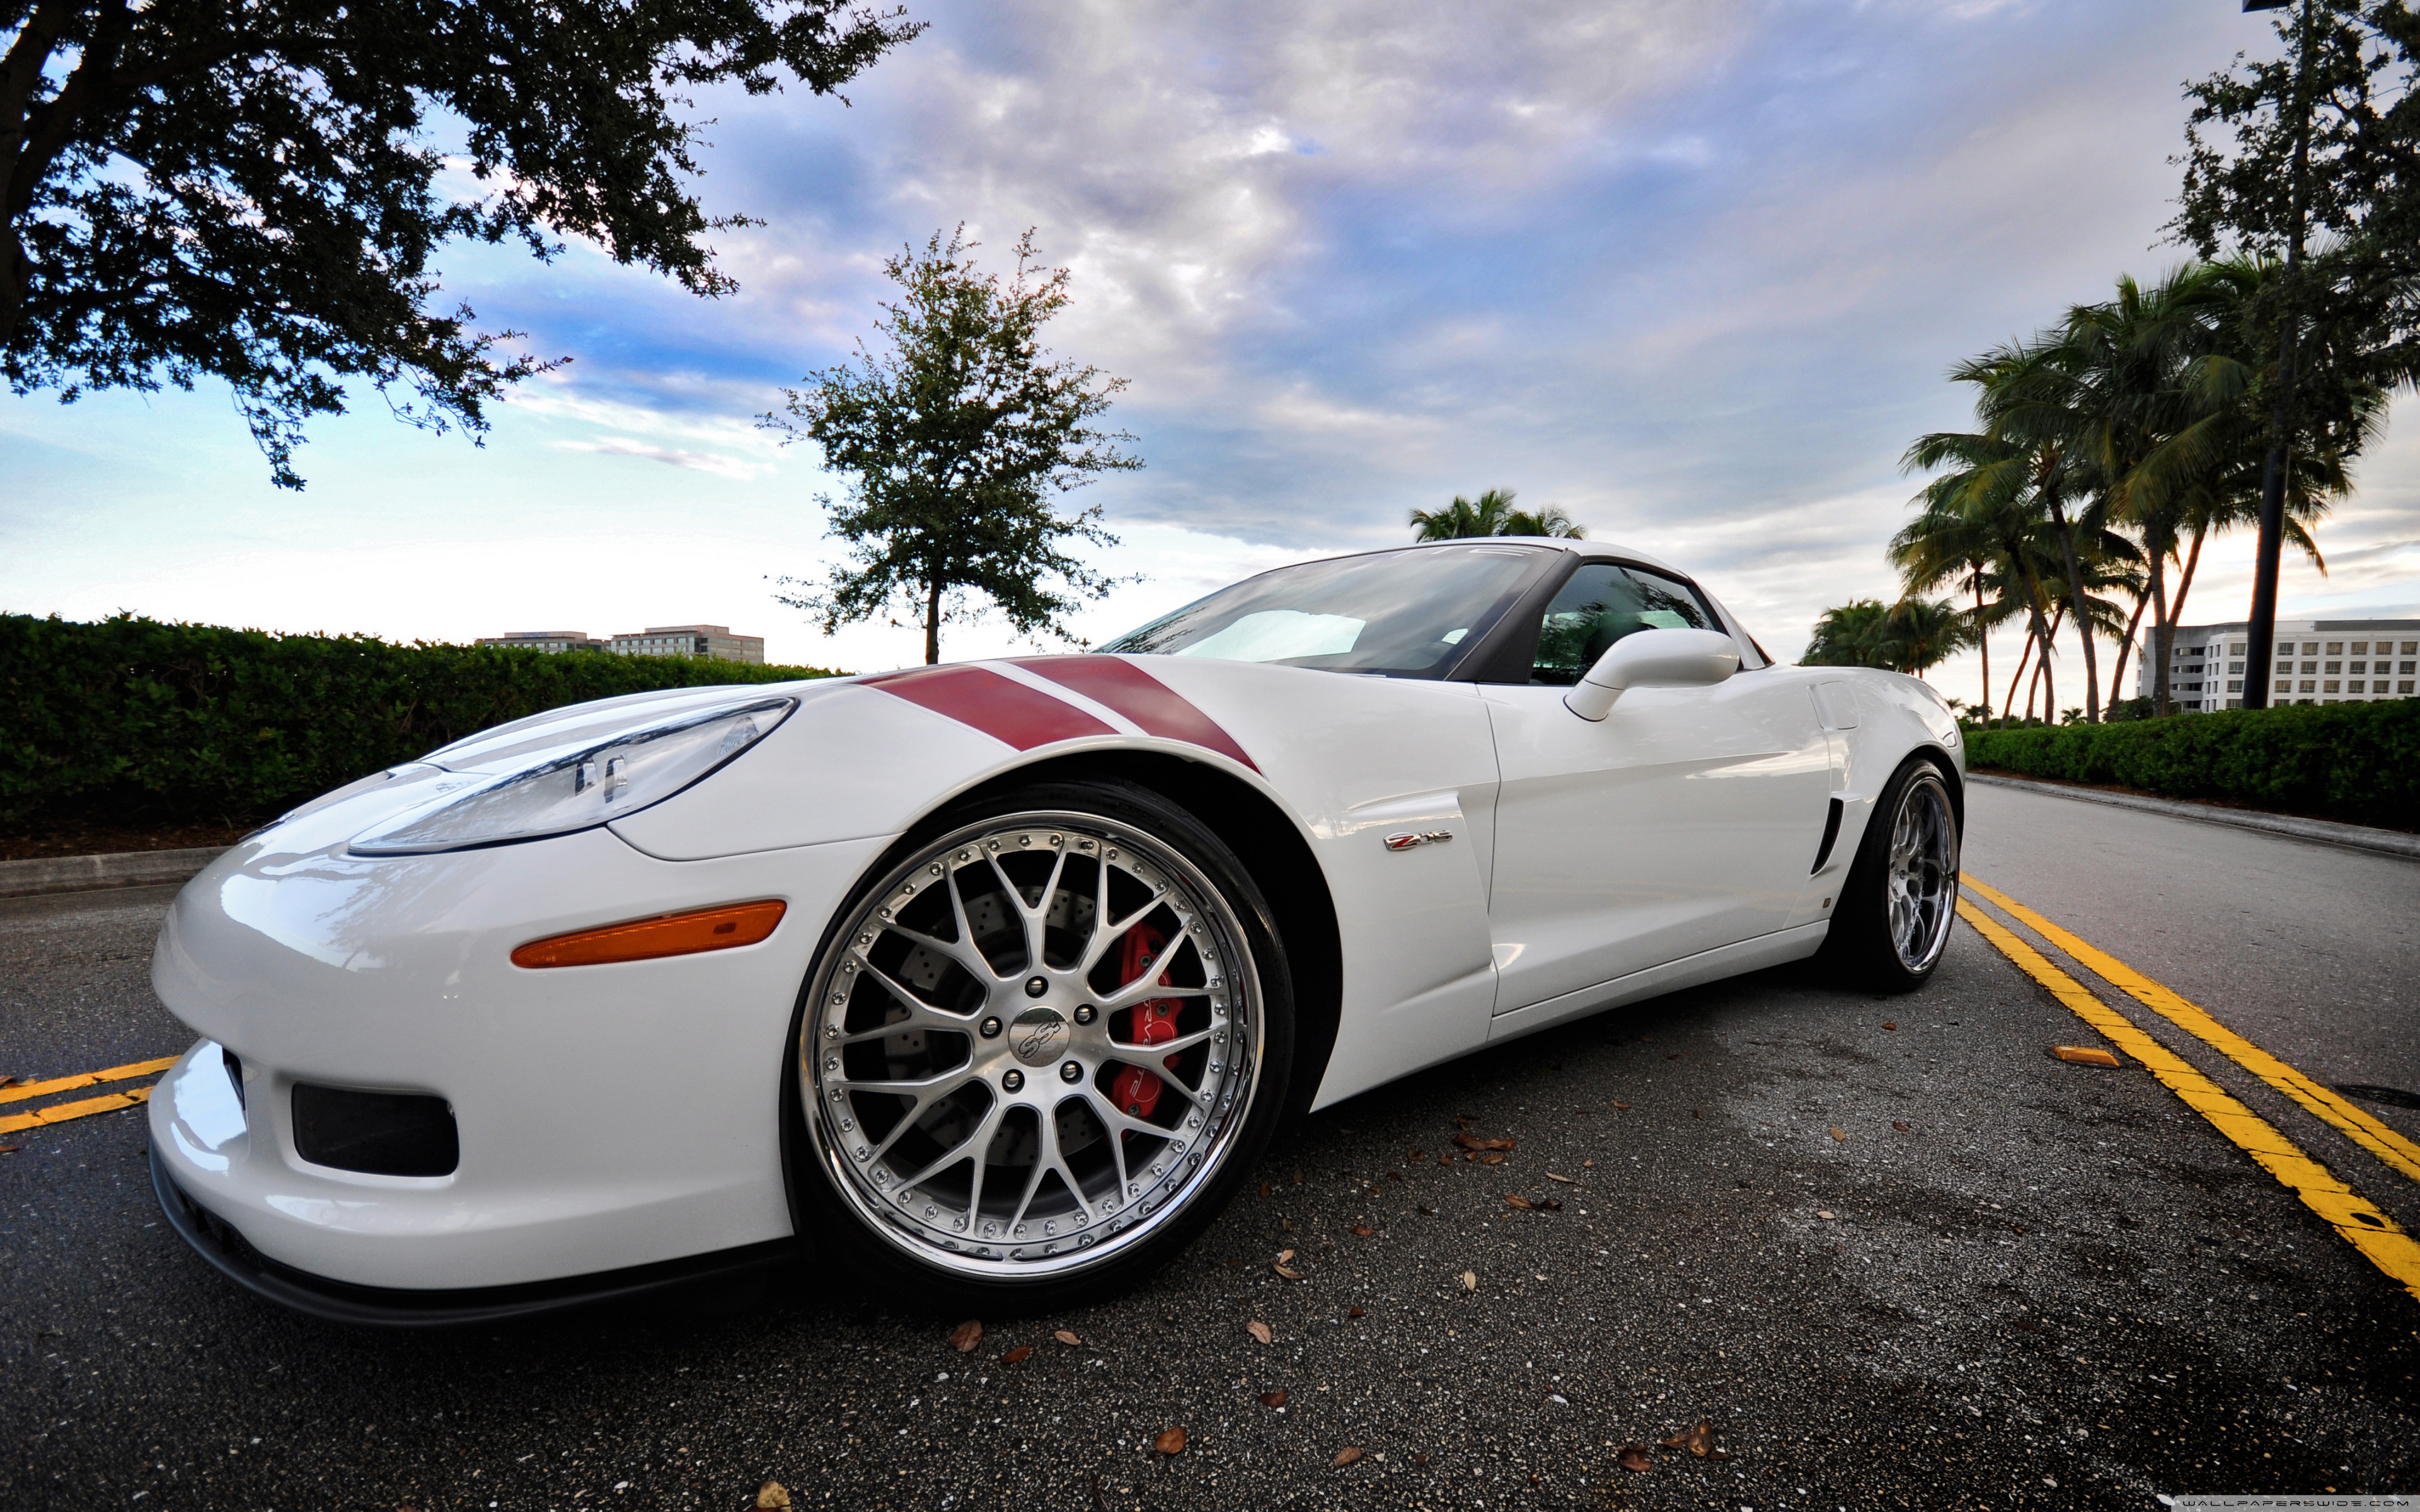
[1393,536,1686,576]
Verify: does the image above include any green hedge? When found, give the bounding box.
[0,614,841,829]
[1963,699,2420,830]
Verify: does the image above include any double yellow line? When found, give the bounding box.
[1957,877,2420,1301]
[0,1055,178,1139]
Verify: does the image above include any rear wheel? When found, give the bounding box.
[788,779,1292,1314]
[1818,757,1959,994]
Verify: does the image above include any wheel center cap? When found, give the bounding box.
[1008,1005,1070,1067]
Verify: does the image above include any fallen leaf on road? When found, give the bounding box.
[1437,1153,1452,1166]
[0,1074,14,1089]
[1882,1021,1897,1031]
[1547,1172,1575,1183]
[1453,1133,1515,1152]
[1611,1101,1632,1111]
[1892,1121,1911,1131]
[1332,1446,1363,1468]
[1662,1421,1708,1456]
[1348,1306,1364,1318]
[1417,1203,1438,1215]
[1581,1158,1596,1168]
[756,1481,792,1509]
[1480,1152,1506,1165]
[1273,1249,1303,1280]
[1001,1346,1033,1365]
[1506,1194,1533,1209]
[948,1319,983,1353]
[1155,1427,1187,1455]
[1259,1182,1271,1198]
[1409,1148,1425,1161]
[1817,1210,1837,1220]
[1054,1329,1083,1346]
[1247,1320,1273,1344]
[0,1144,19,1155]
[1504,1194,1562,1211]
[1829,1126,1846,1142]
[1351,1225,1375,1237]
[1460,1270,1478,1290]
[1616,1444,1652,1473]
[2052,1045,2123,1067]
[1693,1108,1703,1120]
[1260,1390,1287,1407]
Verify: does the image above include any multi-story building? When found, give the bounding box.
[608,624,766,664]
[2139,619,2419,709]
[477,631,609,654]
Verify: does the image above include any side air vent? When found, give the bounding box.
[1810,798,1845,875]
[291,1084,459,1177]
[221,1046,246,1111]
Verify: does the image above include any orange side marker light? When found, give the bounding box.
[511,900,787,968]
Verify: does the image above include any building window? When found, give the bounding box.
[2228,661,2244,673]
[2349,680,2365,693]
[2300,680,2316,692]
[2231,642,2247,654]
[2325,641,2344,655]
[2352,641,2369,655]
[2402,680,2416,694]
[2323,680,2340,693]
[2227,680,2242,692]
[2301,661,2317,673]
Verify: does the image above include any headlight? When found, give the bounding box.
[350,697,794,855]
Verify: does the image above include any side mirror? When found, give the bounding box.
[1564,628,1740,721]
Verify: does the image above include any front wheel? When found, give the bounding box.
[787,779,1293,1314]
[1818,756,1960,994]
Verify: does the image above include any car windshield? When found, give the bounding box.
[1097,544,1544,677]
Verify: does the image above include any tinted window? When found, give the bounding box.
[1528,562,1719,685]
[1098,545,1542,678]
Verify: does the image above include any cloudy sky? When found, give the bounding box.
[5,0,2415,694]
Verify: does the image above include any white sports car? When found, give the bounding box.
[149,539,1964,1323]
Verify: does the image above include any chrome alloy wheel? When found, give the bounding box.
[1884,772,1959,973]
[800,813,1264,1279]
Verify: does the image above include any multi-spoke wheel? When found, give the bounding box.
[789,779,1293,1309]
[1816,757,1961,993]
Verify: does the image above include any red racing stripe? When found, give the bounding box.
[862,665,1114,750]
[1011,656,1260,772]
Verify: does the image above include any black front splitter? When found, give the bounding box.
[150,1143,796,1328]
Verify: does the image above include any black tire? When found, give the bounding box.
[1816,755,1961,994]
[782,777,1294,1316]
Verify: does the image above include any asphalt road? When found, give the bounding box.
[5,784,2417,1511]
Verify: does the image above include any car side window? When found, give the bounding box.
[1528,563,1720,685]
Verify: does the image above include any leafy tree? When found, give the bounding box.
[1409,486,1584,541]
[766,229,1139,665]
[2173,0,2420,701]
[3,0,919,488]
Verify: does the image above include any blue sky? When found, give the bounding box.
[5,0,2415,690]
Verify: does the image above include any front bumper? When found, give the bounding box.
[149,824,885,1293]
[150,1140,794,1327]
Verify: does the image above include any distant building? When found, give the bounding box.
[609,624,766,664]
[2141,620,2418,709]
[479,631,609,654]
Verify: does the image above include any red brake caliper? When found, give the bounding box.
[1111,925,1183,1119]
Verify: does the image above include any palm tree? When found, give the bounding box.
[1895,430,2068,720]
[1410,488,1585,541]
[1803,600,1893,668]
[1802,597,1975,675]
[1884,596,1981,675]
[1410,488,1515,540]
[1504,503,1587,539]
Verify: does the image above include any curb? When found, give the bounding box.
[1968,773,2420,861]
[0,847,228,900]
